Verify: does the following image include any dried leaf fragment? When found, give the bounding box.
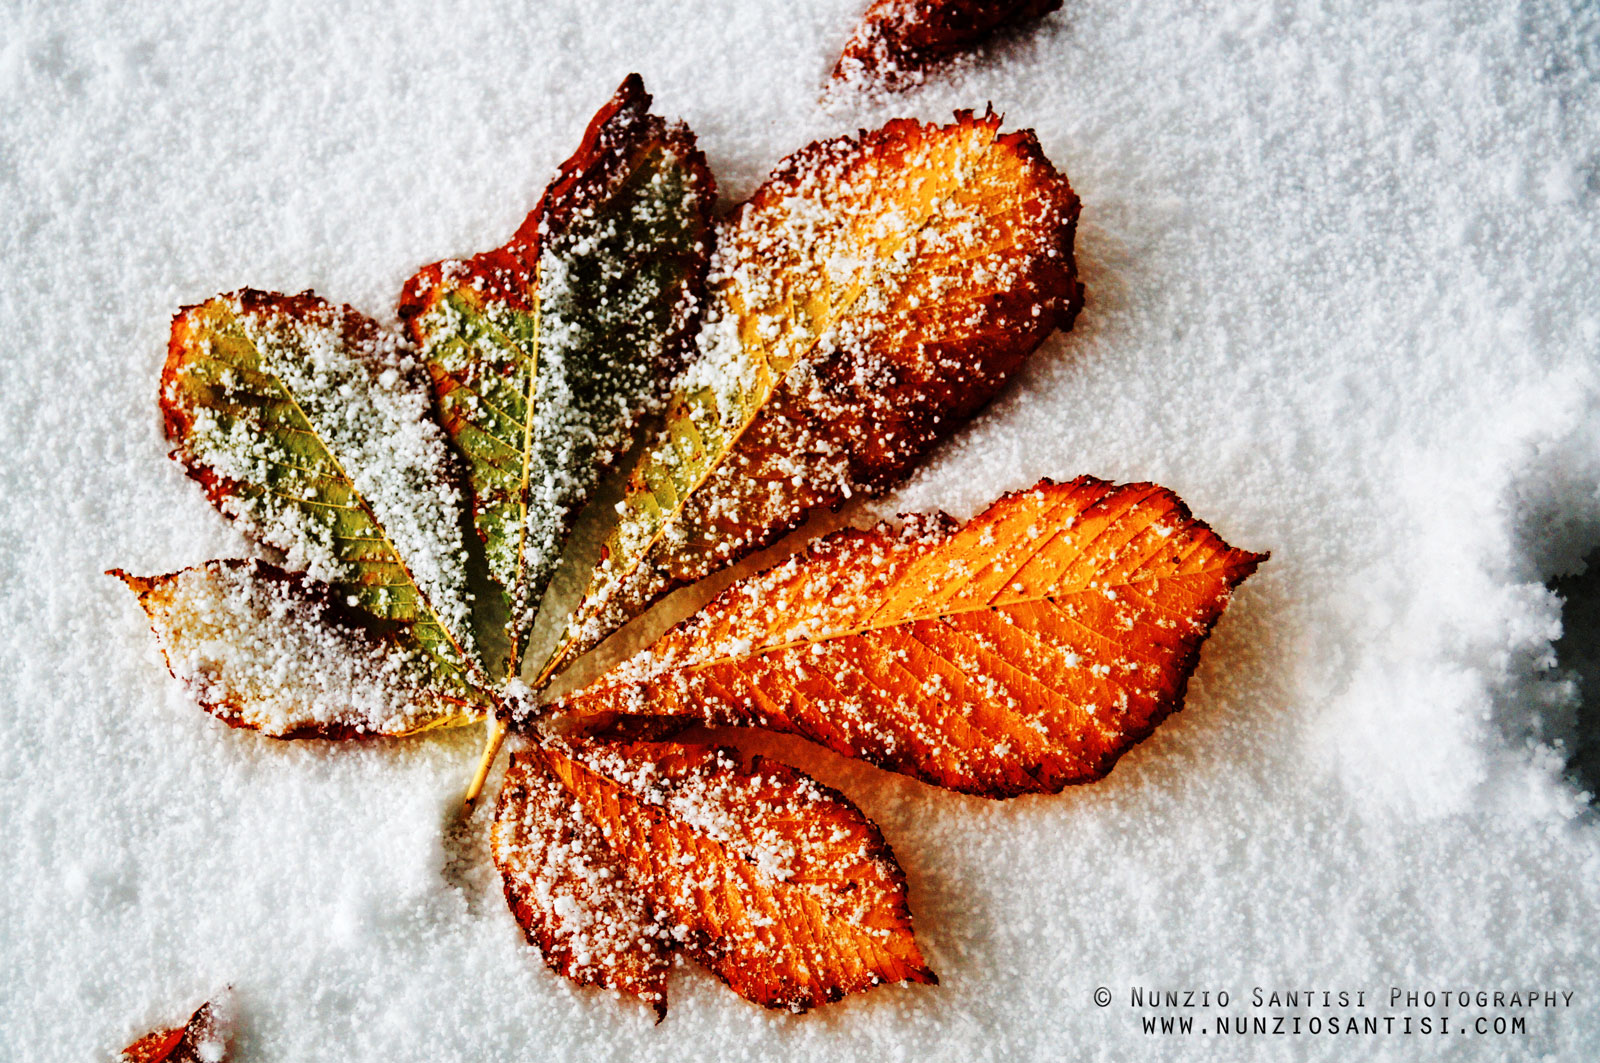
[553,478,1265,797]
[833,0,1063,91]
[549,110,1082,680]
[399,74,715,676]
[492,740,934,1014]
[112,561,479,737]
[121,995,231,1063]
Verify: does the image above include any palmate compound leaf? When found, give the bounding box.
[491,738,933,1017]
[120,994,231,1063]
[547,477,1266,797]
[398,74,715,679]
[123,77,713,742]
[832,0,1063,92]
[151,288,488,729]
[111,561,478,738]
[539,109,1083,687]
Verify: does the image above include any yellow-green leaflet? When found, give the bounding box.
[162,289,484,710]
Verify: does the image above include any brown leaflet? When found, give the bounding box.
[552,478,1266,798]
[111,560,478,738]
[832,0,1063,91]
[492,739,934,1014]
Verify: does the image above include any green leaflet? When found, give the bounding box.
[407,282,537,673]
[163,290,484,709]
[401,74,714,682]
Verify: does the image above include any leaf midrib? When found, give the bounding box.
[502,293,541,678]
[676,562,1247,672]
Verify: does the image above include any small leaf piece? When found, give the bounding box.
[552,478,1265,797]
[492,739,934,1014]
[112,561,480,738]
[121,996,230,1063]
[832,0,1063,91]
[550,111,1082,679]
[399,74,715,676]
[163,289,481,687]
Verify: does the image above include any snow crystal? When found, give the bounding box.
[3,0,1600,1060]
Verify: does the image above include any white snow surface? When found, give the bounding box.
[3,0,1599,1059]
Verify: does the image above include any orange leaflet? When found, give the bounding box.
[492,739,933,1015]
[553,477,1266,797]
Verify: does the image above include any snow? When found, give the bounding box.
[2,0,1599,1060]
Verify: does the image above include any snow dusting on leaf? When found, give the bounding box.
[491,744,673,1017]
[112,561,483,738]
[548,109,1082,681]
[492,739,933,1015]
